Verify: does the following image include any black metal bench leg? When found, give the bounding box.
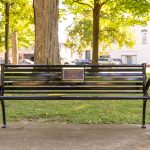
[1,100,6,128]
[142,99,147,129]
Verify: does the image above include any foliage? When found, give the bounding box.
[0,2,5,50]
[0,0,34,51]
[64,17,92,53]
[62,0,150,54]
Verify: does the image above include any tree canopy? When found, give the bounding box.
[62,0,150,63]
[0,0,150,64]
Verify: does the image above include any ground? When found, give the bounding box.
[0,121,150,150]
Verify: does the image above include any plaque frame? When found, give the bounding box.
[62,67,85,82]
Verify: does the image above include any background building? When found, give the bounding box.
[66,23,150,65]
[109,23,150,64]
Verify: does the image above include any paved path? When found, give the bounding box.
[0,122,150,150]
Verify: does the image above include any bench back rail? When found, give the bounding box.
[1,64,147,99]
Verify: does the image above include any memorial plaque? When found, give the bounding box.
[62,68,84,81]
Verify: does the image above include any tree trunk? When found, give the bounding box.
[33,0,60,64]
[92,0,100,64]
[11,32,18,65]
[5,2,9,64]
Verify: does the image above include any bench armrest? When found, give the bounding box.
[146,78,150,91]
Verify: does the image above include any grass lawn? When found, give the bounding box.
[0,100,150,124]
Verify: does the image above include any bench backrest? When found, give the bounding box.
[1,64,147,97]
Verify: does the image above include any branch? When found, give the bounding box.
[100,28,116,33]
[1,0,5,4]
[0,0,14,6]
[73,0,93,10]
[100,0,109,8]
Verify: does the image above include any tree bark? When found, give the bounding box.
[11,32,18,65]
[5,2,9,64]
[92,0,100,64]
[33,0,60,64]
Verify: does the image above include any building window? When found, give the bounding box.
[85,50,91,59]
[141,29,148,44]
[121,55,137,64]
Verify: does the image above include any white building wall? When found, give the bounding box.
[108,23,150,64]
[59,43,71,59]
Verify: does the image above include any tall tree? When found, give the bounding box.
[92,0,100,64]
[0,0,34,63]
[5,2,9,64]
[63,0,150,64]
[10,0,34,64]
[33,0,60,64]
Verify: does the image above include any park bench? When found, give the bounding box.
[0,63,150,128]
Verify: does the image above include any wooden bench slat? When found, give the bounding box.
[4,81,143,86]
[0,95,149,100]
[85,77,143,80]
[4,86,143,90]
[86,73,143,76]
[4,91,143,94]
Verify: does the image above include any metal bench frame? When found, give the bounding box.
[0,63,150,128]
